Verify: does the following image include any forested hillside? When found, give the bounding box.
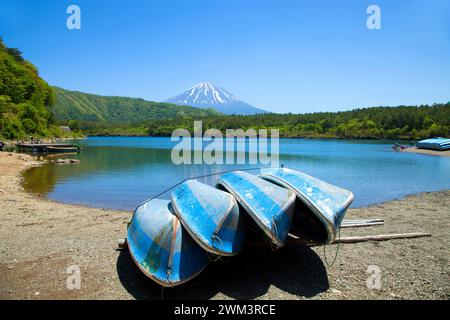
[145,104,450,139]
[0,38,60,139]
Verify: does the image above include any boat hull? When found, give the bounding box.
[260,167,354,244]
[127,199,208,287]
[171,180,245,256]
[216,171,295,248]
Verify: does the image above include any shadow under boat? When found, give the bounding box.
[116,234,329,300]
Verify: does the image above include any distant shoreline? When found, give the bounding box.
[85,134,415,142]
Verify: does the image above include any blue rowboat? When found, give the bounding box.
[416,138,450,151]
[127,199,208,287]
[171,180,245,256]
[260,167,354,244]
[216,171,296,248]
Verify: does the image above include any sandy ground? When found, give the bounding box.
[0,152,448,300]
[403,147,450,157]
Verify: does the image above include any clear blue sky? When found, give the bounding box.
[1,0,449,113]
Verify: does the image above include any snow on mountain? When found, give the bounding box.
[165,82,267,115]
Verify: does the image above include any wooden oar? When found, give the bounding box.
[284,232,431,246]
[332,232,431,244]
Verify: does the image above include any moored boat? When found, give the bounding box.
[16,143,81,155]
[46,146,81,153]
[260,167,354,244]
[171,180,245,256]
[216,171,295,248]
[127,199,208,287]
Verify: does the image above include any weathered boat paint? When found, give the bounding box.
[171,180,245,256]
[127,199,208,287]
[216,171,295,248]
[260,167,354,244]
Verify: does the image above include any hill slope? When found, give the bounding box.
[53,87,221,123]
[0,38,57,139]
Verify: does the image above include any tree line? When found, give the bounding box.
[78,103,450,140]
[144,104,449,140]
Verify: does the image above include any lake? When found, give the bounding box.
[22,137,450,211]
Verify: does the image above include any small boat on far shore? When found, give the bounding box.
[46,146,81,153]
[16,143,81,155]
[416,138,450,151]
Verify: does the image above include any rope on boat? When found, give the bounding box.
[166,269,174,288]
[270,217,279,251]
[137,165,282,208]
[131,165,284,225]
[160,270,174,301]
[208,234,225,262]
[160,270,172,300]
[323,227,341,268]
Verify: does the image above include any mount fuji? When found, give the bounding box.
[165,82,267,115]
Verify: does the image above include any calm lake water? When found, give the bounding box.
[23,137,450,211]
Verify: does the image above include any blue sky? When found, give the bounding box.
[1,0,449,113]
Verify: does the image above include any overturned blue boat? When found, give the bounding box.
[171,180,245,256]
[260,168,354,244]
[127,199,208,287]
[416,138,450,151]
[216,171,296,248]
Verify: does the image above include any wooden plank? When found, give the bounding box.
[246,231,431,248]
[340,221,384,228]
[342,219,383,225]
[333,232,431,244]
[282,232,431,246]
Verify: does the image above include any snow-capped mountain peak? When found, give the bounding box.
[166,82,267,115]
[176,81,237,105]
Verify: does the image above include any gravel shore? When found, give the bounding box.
[0,152,448,300]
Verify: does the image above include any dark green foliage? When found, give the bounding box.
[143,104,450,140]
[52,87,221,123]
[0,38,58,139]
